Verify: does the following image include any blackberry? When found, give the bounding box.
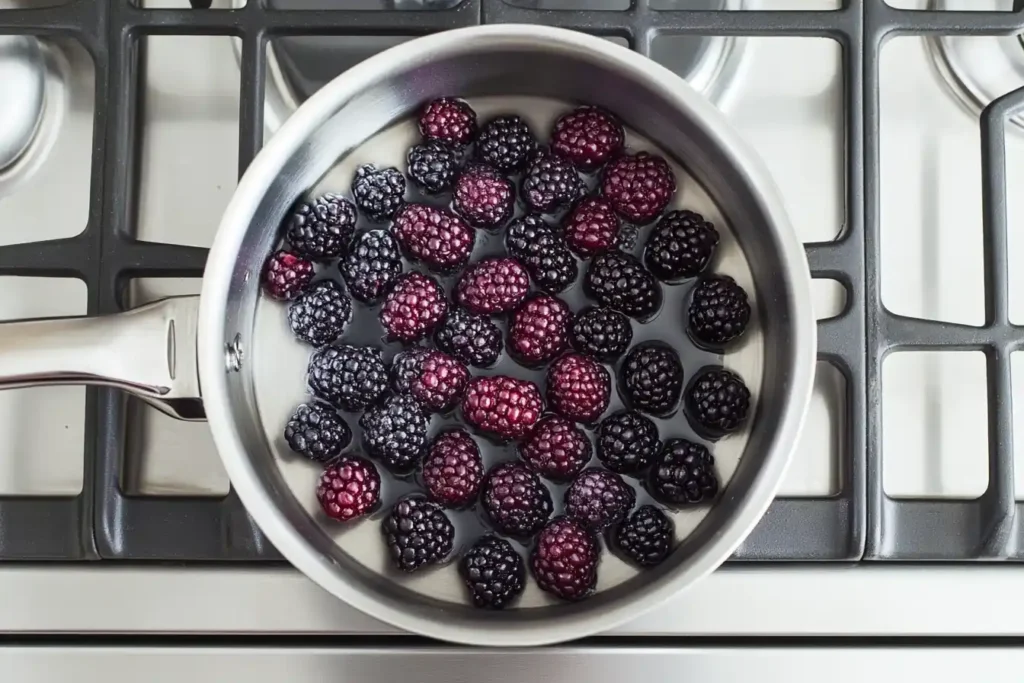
[460,536,526,610]
[619,342,684,417]
[584,250,663,321]
[569,306,633,362]
[564,468,635,531]
[508,294,571,365]
[284,402,352,462]
[379,272,448,343]
[461,375,543,441]
[688,274,751,347]
[613,505,674,567]
[433,308,504,368]
[648,438,718,506]
[262,249,314,301]
[455,257,530,315]
[601,151,677,224]
[392,203,474,273]
[643,210,719,282]
[550,106,625,171]
[308,344,388,411]
[352,164,406,222]
[531,517,599,602]
[391,348,469,414]
[546,353,611,424]
[518,415,591,483]
[562,196,621,258]
[475,115,536,173]
[381,494,455,572]
[422,429,484,508]
[596,410,660,476]
[481,461,553,538]
[316,455,381,522]
[685,368,751,438]
[505,215,578,294]
[287,279,352,347]
[419,97,477,147]
[360,394,429,474]
[340,229,403,304]
[520,149,586,214]
[616,224,639,251]
[390,348,429,395]
[285,193,358,261]
[453,164,515,230]
[406,140,461,195]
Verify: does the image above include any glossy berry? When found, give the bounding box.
[407,139,461,195]
[262,249,314,301]
[316,454,380,521]
[460,536,526,610]
[453,164,514,230]
[422,429,484,508]
[352,164,406,222]
[562,196,622,258]
[284,402,352,462]
[391,348,469,413]
[433,308,504,368]
[392,203,474,273]
[419,97,477,146]
[340,229,403,304]
[360,394,429,474]
[518,415,591,483]
[546,353,611,424]
[596,410,660,476]
[648,438,718,505]
[619,342,684,416]
[455,257,530,315]
[569,306,632,362]
[531,517,599,602]
[601,151,676,224]
[644,209,719,282]
[520,149,586,214]
[287,279,352,347]
[308,344,388,411]
[508,294,571,365]
[688,274,751,347]
[685,368,751,438]
[564,468,635,531]
[285,193,358,261]
[381,494,455,572]
[584,250,663,320]
[475,115,536,173]
[505,215,577,295]
[481,461,553,538]
[614,505,674,567]
[551,106,625,171]
[461,375,543,441]
[379,272,448,343]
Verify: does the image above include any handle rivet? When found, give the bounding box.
[225,334,244,372]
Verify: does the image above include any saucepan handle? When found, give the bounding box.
[0,295,205,421]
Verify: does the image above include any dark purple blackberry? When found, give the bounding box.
[562,196,622,258]
[392,203,474,273]
[546,353,611,425]
[406,139,461,195]
[596,410,660,476]
[531,517,599,602]
[360,394,429,474]
[419,97,477,146]
[643,210,720,282]
[462,376,544,442]
[378,272,448,343]
[613,505,674,567]
[569,306,633,362]
[475,115,537,173]
[340,229,403,304]
[285,193,358,261]
[685,368,751,438]
[550,106,625,172]
[422,429,484,508]
[262,250,314,301]
[521,149,586,214]
[317,455,380,522]
[647,438,718,506]
[619,342,684,417]
[381,494,454,572]
[434,308,504,368]
[601,151,676,224]
[564,468,636,531]
[460,536,526,610]
[352,164,406,222]
[390,348,469,414]
[287,279,352,347]
[308,344,388,411]
[481,461,553,538]
[453,164,515,230]
[505,215,577,295]
[455,257,530,315]
[283,402,352,462]
[508,294,571,365]
[584,250,663,320]
[688,274,751,347]
[518,415,591,483]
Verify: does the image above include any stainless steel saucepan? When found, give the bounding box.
[0,26,814,645]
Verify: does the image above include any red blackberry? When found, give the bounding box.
[505,214,578,295]
[644,209,719,282]
[475,115,537,173]
[392,204,474,273]
[434,308,504,368]
[481,461,553,538]
[379,272,448,343]
[287,279,352,347]
[569,306,633,362]
[316,454,381,522]
[407,139,461,195]
[688,274,751,347]
[461,375,543,441]
[453,164,515,230]
[422,429,484,508]
[584,250,663,320]
[531,517,599,602]
[562,196,622,258]
[613,505,674,567]
[308,344,388,411]
[262,249,314,301]
[340,229,403,304]
[285,193,358,261]
[284,401,352,462]
[455,257,530,315]
[352,164,406,222]
[601,151,676,224]
[685,367,750,438]
[460,536,526,610]
[419,97,477,147]
[359,394,429,473]
[546,353,611,424]
[517,415,591,483]
[382,494,455,572]
[596,410,660,476]
[619,342,684,417]
[551,106,625,171]
[521,149,586,214]
[648,438,718,506]
[564,468,635,531]
[391,348,469,413]
[508,294,571,365]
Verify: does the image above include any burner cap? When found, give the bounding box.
[0,36,45,171]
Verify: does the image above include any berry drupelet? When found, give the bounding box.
[685,367,751,438]
[643,209,719,282]
[505,214,578,295]
[619,342,684,417]
[316,454,381,522]
[584,250,663,321]
[562,196,622,259]
[596,410,660,476]
[287,279,352,347]
[419,97,477,147]
[340,229,403,304]
[647,438,718,506]
[307,344,388,411]
[285,193,358,261]
[382,494,455,572]
[520,148,586,214]
[392,203,475,273]
[352,164,406,222]
[601,151,676,224]
[688,274,751,347]
[508,294,571,365]
[284,402,352,462]
[406,139,462,195]
[475,114,536,173]
[546,352,611,424]
[461,375,543,441]
[455,257,530,315]
[262,249,314,301]
[550,106,625,172]
[453,164,515,230]
[531,517,599,602]
[564,468,636,531]
[614,505,674,568]
[390,348,469,414]
[481,461,553,538]
[569,306,633,362]
[379,272,448,343]
[422,429,484,508]
[359,394,429,474]
[433,308,504,368]
[460,536,526,610]
[517,415,592,483]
